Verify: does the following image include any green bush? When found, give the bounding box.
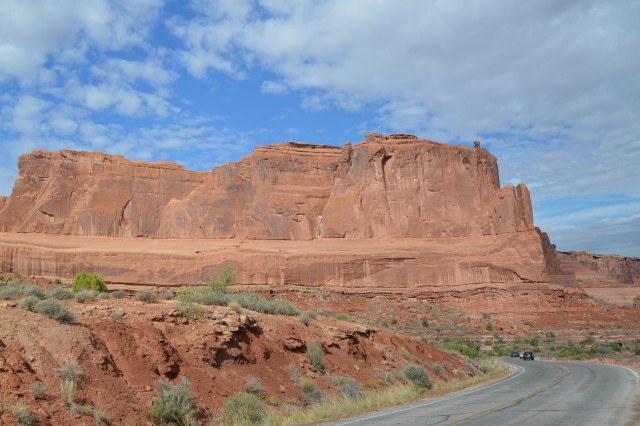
[136,290,157,304]
[146,377,197,426]
[228,300,242,313]
[223,393,266,425]
[210,267,237,293]
[612,343,622,352]
[71,272,107,293]
[307,343,325,372]
[34,299,75,323]
[443,342,480,358]
[47,287,73,300]
[403,364,432,390]
[421,318,429,327]
[74,289,98,303]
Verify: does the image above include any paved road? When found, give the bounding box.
[327,358,640,426]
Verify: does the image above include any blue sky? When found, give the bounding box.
[1,0,638,256]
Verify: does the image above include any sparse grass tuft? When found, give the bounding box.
[245,376,264,398]
[161,290,175,300]
[110,310,124,321]
[223,392,266,425]
[306,343,325,372]
[28,381,48,400]
[111,290,126,299]
[146,377,197,426]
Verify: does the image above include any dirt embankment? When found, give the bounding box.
[0,293,467,425]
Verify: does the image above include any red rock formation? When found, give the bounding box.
[557,251,640,287]
[0,133,570,290]
[0,134,533,240]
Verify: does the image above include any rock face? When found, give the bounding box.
[0,133,569,290]
[557,251,640,287]
[0,133,533,240]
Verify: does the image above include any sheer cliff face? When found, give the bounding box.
[0,133,534,240]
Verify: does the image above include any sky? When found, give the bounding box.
[0,0,638,256]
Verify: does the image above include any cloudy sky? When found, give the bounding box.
[1,0,638,256]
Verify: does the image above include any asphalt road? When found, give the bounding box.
[327,358,640,426]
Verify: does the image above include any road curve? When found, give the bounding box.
[326,358,640,426]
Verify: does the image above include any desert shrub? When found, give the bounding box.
[23,285,46,299]
[47,287,73,300]
[71,271,107,293]
[210,267,237,294]
[34,299,75,323]
[244,376,264,398]
[612,343,622,352]
[485,323,494,331]
[2,403,33,425]
[482,313,491,319]
[307,343,325,372]
[110,310,124,321]
[28,381,48,400]
[432,363,446,380]
[175,287,202,321]
[330,375,363,400]
[403,364,432,390]
[74,289,98,303]
[111,290,126,299]
[136,290,157,303]
[161,290,175,300]
[146,377,197,426]
[18,295,41,311]
[54,278,62,285]
[478,358,499,374]
[287,364,302,382]
[92,407,108,424]
[193,286,229,305]
[334,312,358,322]
[223,392,266,425]
[58,361,83,383]
[421,318,429,327]
[443,342,480,358]
[299,312,312,326]
[234,293,299,315]
[0,280,25,300]
[228,300,242,313]
[298,378,324,405]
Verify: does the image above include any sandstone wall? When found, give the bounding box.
[0,231,551,288]
[558,251,640,287]
[0,134,534,240]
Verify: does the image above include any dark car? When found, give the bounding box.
[523,351,534,360]
[510,351,520,357]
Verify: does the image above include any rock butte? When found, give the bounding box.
[0,133,576,297]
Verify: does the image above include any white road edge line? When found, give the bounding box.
[614,364,640,380]
[334,363,526,426]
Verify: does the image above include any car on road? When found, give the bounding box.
[523,351,534,360]
[510,351,520,357]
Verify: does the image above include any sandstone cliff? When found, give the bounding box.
[0,134,533,240]
[557,251,640,287]
[0,133,570,291]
